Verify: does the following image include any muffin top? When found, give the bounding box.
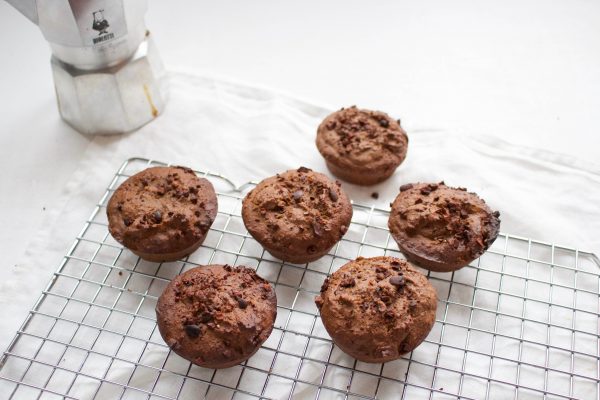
[388,182,500,271]
[242,167,352,261]
[316,106,408,171]
[315,256,437,362]
[156,265,277,368]
[107,166,217,256]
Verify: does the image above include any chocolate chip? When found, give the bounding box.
[312,220,324,237]
[397,119,402,125]
[237,298,248,309]
[379,118,389,128]
[340,276,356,288]
[328,187,338,202]
[371,192,379,199]
[400,183,414,192]
[184,324,201,338]
[152,210,162,223]
[293,190,304,200]
[380,295,391,304]
[297,166,311,173]
[414,198,423,204]
[389,275,405,288]
[492,211,500,218]
[429,183,439,191]
[384,310,395,319]
[123,217,133,226]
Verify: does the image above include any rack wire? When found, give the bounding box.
[1,157,599,400]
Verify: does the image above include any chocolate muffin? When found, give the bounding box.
[156,265,277,369]
[107,166,218,262]
[242,167,353,264]
[315,256,437,363]
[316,106,409,185]
[388,182,501,272]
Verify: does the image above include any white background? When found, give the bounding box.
[1,0,599,276]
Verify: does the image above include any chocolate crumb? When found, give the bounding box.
[492,211,500,218]
[328,187,339,202]
[340,276,356,287]
[200,312,213,323]
[371,192,379,200]
[152,210,162,223]
[379,118,390,128]
[320,277,330,292]
[315,296,324,308]
[400,183,414,192]
[389,275,405,288]
[312,220,324,237]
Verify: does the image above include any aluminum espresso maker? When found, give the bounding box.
[5,0,166,135]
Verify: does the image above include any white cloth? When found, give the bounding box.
[1,71,599,398]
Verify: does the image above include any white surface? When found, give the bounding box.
[0,72,598,399]
[0,0,600,390]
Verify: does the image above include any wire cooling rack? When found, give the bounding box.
[1,158,599,400]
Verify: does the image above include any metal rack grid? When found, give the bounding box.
[1,157,599,400]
